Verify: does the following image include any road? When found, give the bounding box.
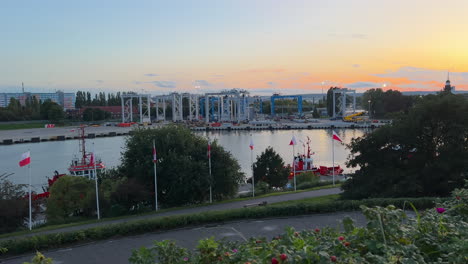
[3,187,341,241]
[1,212,365,264]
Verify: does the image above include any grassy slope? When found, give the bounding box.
[0,184,340,239]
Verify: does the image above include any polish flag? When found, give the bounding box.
[249,139,254,150]
[19,151,31,167]
[289,135,297,146]
[332,131,342,142]
[153,145,157,163]
[89,153,95,166]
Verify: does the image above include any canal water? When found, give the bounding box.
[0,129,367,192]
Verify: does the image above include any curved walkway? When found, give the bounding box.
[1,211,363,264]
[3,187,341,241]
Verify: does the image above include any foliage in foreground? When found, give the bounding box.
[130,186,468,264]
[0,196,437,257]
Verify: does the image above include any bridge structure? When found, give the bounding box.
[203,89,249,123]
[332,88,356,118]
[270,95,303,116]
[120,93,151,123]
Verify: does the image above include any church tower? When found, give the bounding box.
[443,72,455,93]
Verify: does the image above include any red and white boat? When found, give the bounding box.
[68,125,105,179]
[33,125,105,200]
[288,137,344,179]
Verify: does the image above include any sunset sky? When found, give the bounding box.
[1,0,468,95]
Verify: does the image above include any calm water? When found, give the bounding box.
[0,129,367,192]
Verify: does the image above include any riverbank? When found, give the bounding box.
[0,120,385,145]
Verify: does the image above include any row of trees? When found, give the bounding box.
[326,87,416,118]
[74,91,136,108]
[0,98,64,122]
[342,93,468,198]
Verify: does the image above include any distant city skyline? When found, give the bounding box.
[1,0,468,95]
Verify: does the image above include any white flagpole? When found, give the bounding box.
[208,138,212,203]
[28,149,32,231]
[332,133,335,186]
[153,139,158,211]
[93,143,100,220]
[250,135,254,197]
[293,142,296,191]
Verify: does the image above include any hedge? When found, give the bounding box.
[0,196,440,258]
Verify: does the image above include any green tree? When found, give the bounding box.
[253,147,289,188]
[342,93,468,199]
[0,175,38,233]
[118,126,244,207]
[46,176,95,222]
[46,104,64,122]
[312,107,320,118]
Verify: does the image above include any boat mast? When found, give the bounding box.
[79,125,87,164]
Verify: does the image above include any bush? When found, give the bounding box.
[254,181,270,195]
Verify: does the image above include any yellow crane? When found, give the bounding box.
[343,112,365,122]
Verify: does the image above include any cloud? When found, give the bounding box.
[194,80,211,86]
[212,75,224,78]
[351,33,367,39]
[267,81,276,86]
[347,82,383,89]
[151,81,176,88]
[144,73,158,77]
[244,68,286,73]
[95,80,104,84]
[133,81,142,85]
[352,64,360,68]
[374,67,468,90]
[329,33,367,39]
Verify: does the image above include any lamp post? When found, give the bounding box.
[368,100,371,119]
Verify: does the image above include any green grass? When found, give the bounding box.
[0,184,340,239]
[0,123,47,130]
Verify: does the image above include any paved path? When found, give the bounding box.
[1,211,363,264]
[3,187,341,241]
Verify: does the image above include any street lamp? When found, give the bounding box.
[368,100,371,119]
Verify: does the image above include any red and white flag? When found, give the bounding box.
[289,135,297,146]
[152,144,157,163]
[249,139,254,150]
[332,131,342,142]
[89,153,95,166]
[207,142,211,158]
[19,151,31,167]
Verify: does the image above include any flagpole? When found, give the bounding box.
[28,149,32,231]
[153,139,158,211]
[93,143,100,220]
[332,132,335,186]
[250,135,254,197]
[208,138,212,203]
[293,142,296,191]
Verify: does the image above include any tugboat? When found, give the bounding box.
[68,125,105,179]
[33,125,105,200]
[288,137,343,179]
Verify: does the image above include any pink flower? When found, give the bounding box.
[436,207,446,214]
[330,256,337,262]
[280,254,287,261]
[314,228,320,233]
[183,257,189,261]
[232,249,238,253]
[338,236,345,241]
[272,257,279,264]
